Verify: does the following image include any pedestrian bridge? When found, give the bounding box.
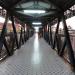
[0,33,74,75]
[0,0,75,75]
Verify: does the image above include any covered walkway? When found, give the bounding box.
[0,33,74,75]
[0,0,75,74]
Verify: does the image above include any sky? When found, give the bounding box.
[53,16,75,30]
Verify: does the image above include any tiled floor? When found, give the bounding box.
[0,33,75,75]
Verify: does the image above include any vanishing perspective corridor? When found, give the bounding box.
[0,33,74,75]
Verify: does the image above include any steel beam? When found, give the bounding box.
[11,37,15,53]
[19,27,22,47]
[0,12,10,55]
[19,27,24,47]
[22,28,24,44]
[56,34,61,54]
[24,25,26,42]
[49,25,53,47]
[59,39,67,56]
[62,14,75,65]
[11,14,19,49]
[47,25,50,44]
[53,18,60,49]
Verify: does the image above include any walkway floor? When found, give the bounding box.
[0,33,75,75]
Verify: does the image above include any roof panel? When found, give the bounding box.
[0,0,75,23]
[0,0,75,11]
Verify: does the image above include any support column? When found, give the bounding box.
[21,27,24,44]
[44,26,45,39]
[0,12,10,55]
[43,28,44,38]
[59,39,67,56]
[19,27,23,47]
[49,24,53,47]
[62,14,75,65]
[48,25,50,44]
[10,14,19,49]
[24,25,26,42]
[48,25,50,45]
[53,18,60,49]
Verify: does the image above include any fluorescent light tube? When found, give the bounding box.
[32,22,42,25]
[24,10,46,14]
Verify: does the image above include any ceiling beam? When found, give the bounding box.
[64,0,75,11]
[47,0,63,11]
[14,8,57,11]
[9,0,23,8]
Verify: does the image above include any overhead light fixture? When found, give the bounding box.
[32,22,42,25]
[34,27,39,32]
[24,10,46,14]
